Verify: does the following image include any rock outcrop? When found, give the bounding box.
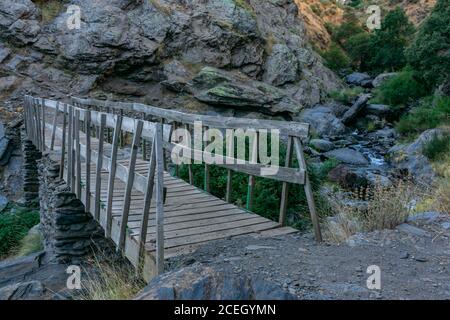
[0,0,342,116]
[388,128,447,184]
[136,263,297,300]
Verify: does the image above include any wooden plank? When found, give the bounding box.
[59,104,68,180]
[94,114,106,221]
[105,114,123,238]
[155,123,165,274]
[137,137,156,276]
[34,100,42,151]
[85,110,92,212]
[50,101,59,150]
[75,109,82,198]
[184,124,194,185]
[168,143,306,185]
[147,221,278,250]
[279,136,293,226]
[128,208,244,229]
[225,129,234,203]
[120,203,242,221]
[67,106,73,188]
[146,216,273,240]
[41,99,46,151]
[118,120,143,251]
[293,137,322,242]
[246,132,258,211]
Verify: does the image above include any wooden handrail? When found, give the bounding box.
[71,97,310,138]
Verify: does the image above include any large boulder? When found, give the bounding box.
[193,67,302,115]
[309,139,335,152]
[135,263,297,300]
[345,72,371,86]
[388,128,447,184]
[328,164,368,189]
[372,72,398,88]
[325,148,369,166]
[296,106,346,136]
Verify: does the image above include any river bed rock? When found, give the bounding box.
[297,106,346,136]
[325,148,369,166]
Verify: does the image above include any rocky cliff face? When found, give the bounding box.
[0,0,342,117]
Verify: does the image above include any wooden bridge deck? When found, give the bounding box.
[42,118,297,277]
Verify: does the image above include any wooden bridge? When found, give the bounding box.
[23,95,322,281]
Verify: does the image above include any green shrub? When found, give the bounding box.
[372,70,428,106]
[344,32,372,71]
[0,205,40,257]
[177,142,336,230]
[395,95,450,137]
[32,0,67,23]
[331,16,365,47]
[367,7,415,73]
[406,0,450,90]
[422,133,450,161]
[321,43,351,71]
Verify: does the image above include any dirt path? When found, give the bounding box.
[168,212,450,300]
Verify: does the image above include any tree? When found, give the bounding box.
[406,0,450,90]
[321,43,351,71]
[345,32,372,71]
[368,7,415,73]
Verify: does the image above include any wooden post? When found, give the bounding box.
[184,124,194,185]
[59,104,68,180]
[94,114,106,221]
[119,109,124,147]
[137,139,156,276]
[204,126,210,193]
[85,110,92,212]
[225,130,234,203]
[67,106,73,188]
[246,132,258,211]
[34,100,42,151]
[50,101,59,150]
[105,114,123,238]
[75,109,82,198]
[293,137,322,242]
[155,123,165,275]
[279,136,294,226]
[41,99,46,151]
[118,120,144,252]
[141,113,147,160]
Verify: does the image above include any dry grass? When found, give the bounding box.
[324,179,420,243]
[15,230,43,257]
[79,254,146,300]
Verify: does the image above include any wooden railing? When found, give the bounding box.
[23,95,322,277]
[72,97,322,242]
[24,95,168,275]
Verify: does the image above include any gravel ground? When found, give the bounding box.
[167,212,450,300]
